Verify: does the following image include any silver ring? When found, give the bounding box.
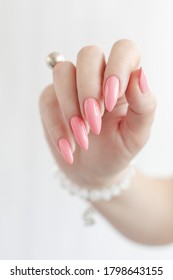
[46,52,65,69]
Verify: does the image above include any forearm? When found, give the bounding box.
[92,171,173,245]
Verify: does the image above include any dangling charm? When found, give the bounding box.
[83,206,96,226]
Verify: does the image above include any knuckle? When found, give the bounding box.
[77,45,103,60]
[112,39,141,66]
[116,38,135,46]
[115,39,139,52]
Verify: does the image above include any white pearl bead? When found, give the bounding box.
[111,185,121,196]
[89,190,101,202]
[101,189,112,201]
[79,189,89,200]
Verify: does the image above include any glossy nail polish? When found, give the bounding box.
[70,116,89,150]
[58,138,73,164]
[84,98,102,135]
[104,76,119,112]
[139,67,148,93]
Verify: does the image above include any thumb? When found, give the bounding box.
[121,67,157,154]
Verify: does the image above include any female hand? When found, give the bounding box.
[39,39,156,188]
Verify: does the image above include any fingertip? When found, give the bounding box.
[139,67,149,94]
[84,98,102,135]
[70,116,89,150]
[128,67,149,94]
[126,68,157,115]
[58,138,74,165]
[104,76,119,112]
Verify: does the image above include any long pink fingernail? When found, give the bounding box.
[58,138,73,164]
[139,67,148,93]
[70,116,89,150]
[104,76,119,112]
[84,98,102,135]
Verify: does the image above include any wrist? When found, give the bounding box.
[53,162,136,202]
[71,164,132,189]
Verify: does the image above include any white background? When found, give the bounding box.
[0,0,173,259]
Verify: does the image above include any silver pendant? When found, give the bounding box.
[83,206,96,226]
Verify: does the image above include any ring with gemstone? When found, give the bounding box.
[46,52,65,68]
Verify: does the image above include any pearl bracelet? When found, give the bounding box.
[53,163,136,202]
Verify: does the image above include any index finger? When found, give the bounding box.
[103,39,141,112]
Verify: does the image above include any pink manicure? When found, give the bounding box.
[58,138,73,164]
[139,67,148,93]
[104,76,119,112]
[70,116,89,150]
[84,98,102,135]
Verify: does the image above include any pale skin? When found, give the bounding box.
[39,39,173,245]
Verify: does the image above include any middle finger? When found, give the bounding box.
[76,45,105,135]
